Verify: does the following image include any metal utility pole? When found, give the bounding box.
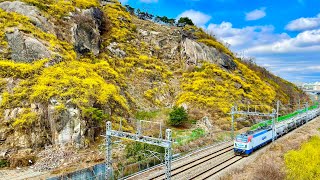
[305,102,309,122]
[272,109,276,142]
[276,101,280,123]
[231,106,235,140]
[105,121,172,180]
[106,121,113,180]
[164,129,172,180]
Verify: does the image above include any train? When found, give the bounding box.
[234,108,320,156]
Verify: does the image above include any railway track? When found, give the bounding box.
[126,142,235,180]
[190,155,243,179]
[150,145,234,180]
[171,151,242,180]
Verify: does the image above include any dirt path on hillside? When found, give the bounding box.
[212,116,320,180]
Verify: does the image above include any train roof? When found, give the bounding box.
[237,126,272,138]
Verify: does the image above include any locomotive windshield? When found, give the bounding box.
[236,135,248,142]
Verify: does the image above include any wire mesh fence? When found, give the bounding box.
[47,157,164,180]
[47,163,105,180]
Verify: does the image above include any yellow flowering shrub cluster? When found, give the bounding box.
[177,61,276,114]
[30,61,127,108]
[102,1,136,44]
[285,136,320,179]
[1,61,128,109]
[12,108,38,129]
[0,59,47,78]
[241,60,305,107]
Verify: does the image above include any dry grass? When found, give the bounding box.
[8,154,35,168]
[252,154,285,180]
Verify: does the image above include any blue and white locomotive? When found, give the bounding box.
[234,127,273,155]
[234,108,320,156]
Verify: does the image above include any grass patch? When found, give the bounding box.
[135,110,160,120]
[215,132,232,142]
[173,128,206,146]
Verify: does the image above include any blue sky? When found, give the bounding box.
[120,0,320,83]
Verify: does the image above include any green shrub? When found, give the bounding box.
[178,17,194,26]
[0,159,9,168]
[82,107,109,125]
[168,106,188,126]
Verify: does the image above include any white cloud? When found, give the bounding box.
[207,22,289,50]
[207,21,320,56]
[286,13,320,31]
[246,29,320,54]
[206,21,320,82]
[177,10,211,26]
[140,0,158,3]
[254,57,320,82]
[245,8,266,21]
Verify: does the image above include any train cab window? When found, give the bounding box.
[236,135,248,143]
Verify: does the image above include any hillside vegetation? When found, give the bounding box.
[0,0,309,169]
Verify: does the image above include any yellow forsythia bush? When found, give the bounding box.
[177,62,276,114]
[285,136,320,179]
[19,0,99,18]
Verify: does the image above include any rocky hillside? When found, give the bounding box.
[0,0,307,162]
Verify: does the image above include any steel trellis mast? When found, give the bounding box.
[105,121,172,180]
[165,129,172,180]
[230,105,277,140]
[106,121,113,180]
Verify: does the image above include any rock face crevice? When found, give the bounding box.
[72,8,105,56]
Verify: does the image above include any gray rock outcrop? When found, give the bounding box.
[107,42,126,57]
[6,29,51,62]
[48,103,83,146]
[72,8,103,56]
[0,1,54,33]
[136,26,236,70]
[181,38,236,70]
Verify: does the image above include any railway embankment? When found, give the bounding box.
[217,116,320,180]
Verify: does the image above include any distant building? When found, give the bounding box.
[301,82,320,91]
